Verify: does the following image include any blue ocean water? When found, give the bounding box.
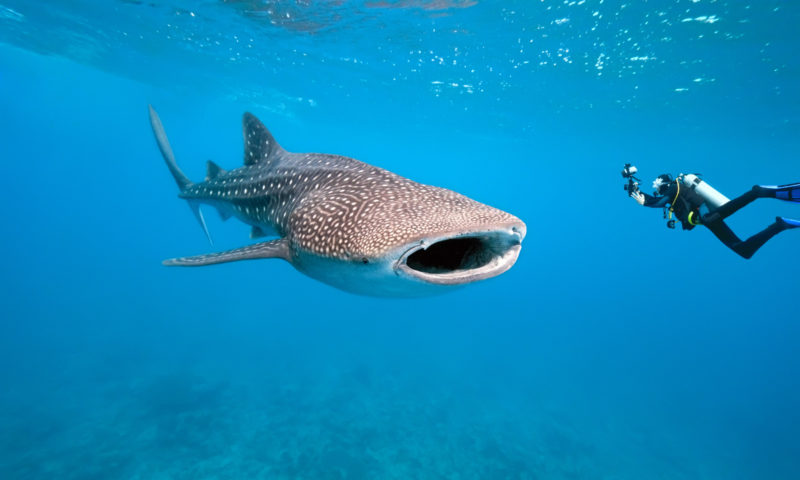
[1,0,799,478]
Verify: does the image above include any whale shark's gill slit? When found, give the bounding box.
[406,236,505,274]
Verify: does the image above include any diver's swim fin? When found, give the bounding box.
[777,217,800,229]
[759,183,800,202]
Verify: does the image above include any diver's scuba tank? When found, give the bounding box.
[678,173,730,214]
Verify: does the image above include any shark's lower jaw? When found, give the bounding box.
[290,225,524,297]
[396,227,524,286]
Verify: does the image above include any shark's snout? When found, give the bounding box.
[396,223,525,286]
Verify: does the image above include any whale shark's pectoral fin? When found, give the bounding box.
[163,238,290,267]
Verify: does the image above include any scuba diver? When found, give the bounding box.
[622,164,800,259]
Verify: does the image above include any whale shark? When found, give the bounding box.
[149,106,526,296]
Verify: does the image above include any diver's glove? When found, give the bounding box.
[630,190,646,206]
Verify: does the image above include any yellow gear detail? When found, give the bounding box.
[666,177,681,222]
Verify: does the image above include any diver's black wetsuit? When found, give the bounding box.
[640,182,700,231]
[641,182,798,259]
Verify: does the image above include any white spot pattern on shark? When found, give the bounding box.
[149,105,526,297]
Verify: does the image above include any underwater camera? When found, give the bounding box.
[621,163,638,179]
[622,163,640,193]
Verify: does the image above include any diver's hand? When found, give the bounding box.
[630,190,645,206]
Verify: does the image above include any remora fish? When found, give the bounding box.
[149,106,526,296]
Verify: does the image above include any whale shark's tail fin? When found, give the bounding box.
[148,105,212,244]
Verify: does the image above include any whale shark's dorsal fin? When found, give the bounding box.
[205,160,226,181]
[243,113,285,167]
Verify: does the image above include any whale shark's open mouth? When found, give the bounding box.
[396,227,524,285]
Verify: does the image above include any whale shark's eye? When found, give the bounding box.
[361,257,369,264]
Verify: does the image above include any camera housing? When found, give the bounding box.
[622,163,640,193]
[621,163,638,178]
